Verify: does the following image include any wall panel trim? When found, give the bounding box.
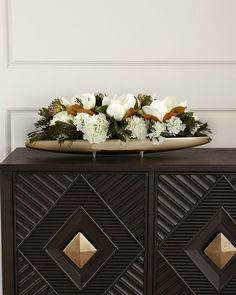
[4,0,236,69]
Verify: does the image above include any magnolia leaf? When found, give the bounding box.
[67,104,82,116]
[163,106,185,121]
[67,104,94,116]
[125,108,138,118]
[95,105,108,114]
[77,109,95,116]
[143,114,161,122]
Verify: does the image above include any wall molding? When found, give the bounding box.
[4,0,236,69]
[7,60,236,69]
[6,108,38,155]
[1,0,10,67]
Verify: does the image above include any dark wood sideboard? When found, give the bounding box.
[1,148,236,295]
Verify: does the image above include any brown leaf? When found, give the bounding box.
[125,108,137,118]
[67,104,94,116]
[143,114,161,122]
[77,108,95,116]
[163,106,185,121]
[67,104,82,116]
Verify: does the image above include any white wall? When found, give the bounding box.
[1,1,236,291]
[1,0,236,160]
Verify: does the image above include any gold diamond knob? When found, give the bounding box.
[204,233,236,269]
[63,232,97,268]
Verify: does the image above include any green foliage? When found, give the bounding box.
[75,98,83,106]
[28,99,81,143]
[34,110,51,131]
[35,99,66,128]
[95,105,108,114]
[28,121,82,143]
[108,119,131,142]
[95,93,106,107]
[49,99,66,114]
[194,122,211,137]
[178,112,211,138]
[137,94,153,107]
[47,121,82,143]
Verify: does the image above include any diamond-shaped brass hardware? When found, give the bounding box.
[63,232,97,268]
[204,233,236,269]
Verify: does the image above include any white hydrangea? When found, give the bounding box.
[126,116,149,141]
[148,122,166,145]
[50,111,73,126]
[165,117,186,136]
[74,113,109,144]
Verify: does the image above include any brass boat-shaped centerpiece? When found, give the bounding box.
[26,136,210,155]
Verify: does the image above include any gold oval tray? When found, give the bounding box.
[25,137,209,154]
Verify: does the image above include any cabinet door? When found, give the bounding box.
[14,172,148,295]
[156,173,236,295]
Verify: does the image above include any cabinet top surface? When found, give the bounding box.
[1,148,236,172]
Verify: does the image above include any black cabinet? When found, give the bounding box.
[1,148,236,295]
[156,173,236,295]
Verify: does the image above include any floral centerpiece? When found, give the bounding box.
[27,93,211,153]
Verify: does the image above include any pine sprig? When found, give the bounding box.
[28,99,73,143]
[28,121,82,143]
[178,112,211,138]
[108,119,131,142]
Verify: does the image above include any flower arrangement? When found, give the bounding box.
[27,93,211,145]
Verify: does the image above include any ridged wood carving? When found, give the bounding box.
[15,172,147,295]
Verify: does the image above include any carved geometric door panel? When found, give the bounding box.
[156,174,236,295]
[15,172,147,295]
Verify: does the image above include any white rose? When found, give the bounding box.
[143,96,187,122]
[72,93,96,110]
[103,93,136,121]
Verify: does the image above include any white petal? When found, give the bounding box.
[82,93,96,109]
[162,96,177,111]
[142,106,164,121]
[73,93,96,109]
[107,104,126,121]
[102,96,111,106]
[123,93,136,112]
[178,100,187,108]
[115,94,126,104]
[150,100,167,117]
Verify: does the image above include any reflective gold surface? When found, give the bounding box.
[204,233,236,269]
[63,232,97,268]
